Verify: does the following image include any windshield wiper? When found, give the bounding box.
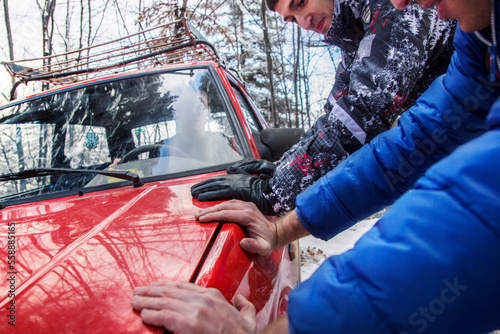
[0,167,143,187]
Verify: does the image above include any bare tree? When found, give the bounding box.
[112,0,131,37]
[36,0,56,90]
[36,0,56,58]
[274,25,293,127]
[293,26,301,127]
[260,0,277,127]
[3,0,15,93]
[64,0,73,53]
[2,0,14,61]
[79,0,84,50]
[178,0,189,19]
[87,0,92,50]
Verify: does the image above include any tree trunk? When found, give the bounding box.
[278,31,292,127]
[39,0,56,58]
[261,0,277,127]
[64,0,72,54]
[3,0,14,61]
[87,0,92,47]
[300,37,311,128]
[179,0,188,18]
[293,26,301,128]
[3,0,16,97]
[78,0,84,51]
[37,0,56,90]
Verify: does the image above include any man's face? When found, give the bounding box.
[391,0,491,33]
[274,0,335,36]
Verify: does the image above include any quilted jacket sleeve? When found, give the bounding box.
[295,30,496,240]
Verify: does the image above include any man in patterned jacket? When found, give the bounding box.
[191,0,456,215]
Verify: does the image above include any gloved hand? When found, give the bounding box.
[226,159,276,177]
[191,173,275,215]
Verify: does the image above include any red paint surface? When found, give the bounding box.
[1,174,299,333]
[1,60,299,333]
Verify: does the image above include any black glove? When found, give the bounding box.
[226,158,276,177]
[191,173,275,215]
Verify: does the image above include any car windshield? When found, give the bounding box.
[0,67,244,201]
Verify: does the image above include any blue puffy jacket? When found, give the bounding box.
[288,3,500,333]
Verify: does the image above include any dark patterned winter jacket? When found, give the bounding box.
[265,0,456,214]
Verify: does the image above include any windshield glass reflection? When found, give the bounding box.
[0,68,244,201]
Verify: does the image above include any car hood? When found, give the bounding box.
[1,175,222,333]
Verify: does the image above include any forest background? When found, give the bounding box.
[0,0,341,130]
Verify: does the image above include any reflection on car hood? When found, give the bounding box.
[0,175,220,333]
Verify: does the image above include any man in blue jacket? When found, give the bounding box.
[132,0,500,332]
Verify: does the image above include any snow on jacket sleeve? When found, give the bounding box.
[265,1,456,215]
[295,29,498,241]
[288,110,500,333]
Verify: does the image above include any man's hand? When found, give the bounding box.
[195,200,277,255]
[131,281,256,334]
[195,200,310,256]
[191,174,275,215]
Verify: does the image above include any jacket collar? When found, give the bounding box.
[323,0,365,53]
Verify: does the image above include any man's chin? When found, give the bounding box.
[320,20,332,36]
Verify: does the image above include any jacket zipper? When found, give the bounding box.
[490,0,499,81]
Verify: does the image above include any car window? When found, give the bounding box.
[0,67,244,201]
[231,86,261,134]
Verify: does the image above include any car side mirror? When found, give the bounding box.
[255,128,304,162]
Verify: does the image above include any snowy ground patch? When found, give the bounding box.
[299,218,379,281]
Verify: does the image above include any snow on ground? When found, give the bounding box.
[299,218,379,281]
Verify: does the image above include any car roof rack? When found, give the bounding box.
[2,18,225,101]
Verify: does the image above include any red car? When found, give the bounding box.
[0,19,301,333]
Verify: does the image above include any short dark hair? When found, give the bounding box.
[266,0,279,12]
